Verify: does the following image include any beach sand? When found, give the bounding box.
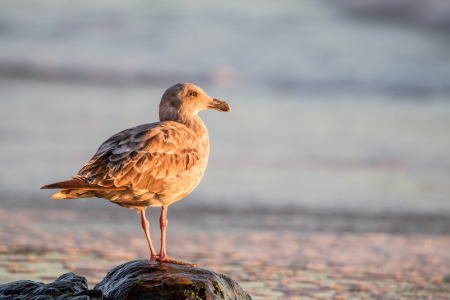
[1,206,449,299]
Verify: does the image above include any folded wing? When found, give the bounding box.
[75,121,199,193]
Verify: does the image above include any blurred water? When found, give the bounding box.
[0,0,449,215]
[1,0,450,91]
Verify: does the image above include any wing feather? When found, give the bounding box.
[76,121,199,193]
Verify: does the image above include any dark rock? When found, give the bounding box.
[72,289,103,299]
[0,273,102,300]
[0,261,251,300]
[95,260,252,300]
[0,280,43,297]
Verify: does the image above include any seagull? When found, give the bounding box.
[41,83,230,265]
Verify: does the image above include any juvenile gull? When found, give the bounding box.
[41,83,230,265]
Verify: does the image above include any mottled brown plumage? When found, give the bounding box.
[76,121,200,193]
[41,83,230,265]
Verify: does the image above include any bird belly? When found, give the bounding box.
[155,158,208,206]
[92,158,208,210]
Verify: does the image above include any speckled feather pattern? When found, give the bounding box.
[75,121,200,193]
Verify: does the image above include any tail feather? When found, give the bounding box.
[51,189,97,199]
[41,178,126,190]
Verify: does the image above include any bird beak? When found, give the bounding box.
[208,98,231,112]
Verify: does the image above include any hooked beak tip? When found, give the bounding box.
[210,98,230,112]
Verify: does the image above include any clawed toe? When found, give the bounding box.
[157,256,196,267]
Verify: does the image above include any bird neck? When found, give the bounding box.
[159,106,210,152]
[176,114,210,152]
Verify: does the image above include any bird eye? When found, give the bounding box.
[188,90,198,97]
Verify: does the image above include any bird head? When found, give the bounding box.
[159,83,230,121]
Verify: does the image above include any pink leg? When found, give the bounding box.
[157,206,196,266]
[140,208,158,259]
[159,206,168,259]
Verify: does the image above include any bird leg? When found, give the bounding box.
[157,206,196,266]
[140,208,158,259]
[159,206,169,259]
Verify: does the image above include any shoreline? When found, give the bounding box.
[1,203,450,235]
[1,206,450,298]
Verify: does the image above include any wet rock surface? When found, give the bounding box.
[94,260,251,300]
[0,261,251,300]
[0,272,100,300]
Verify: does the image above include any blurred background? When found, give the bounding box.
[1,0,450,297]
[1,0,450,220]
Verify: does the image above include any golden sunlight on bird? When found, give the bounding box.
[41,83,230,266]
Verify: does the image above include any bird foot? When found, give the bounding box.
[157,256,196,267]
